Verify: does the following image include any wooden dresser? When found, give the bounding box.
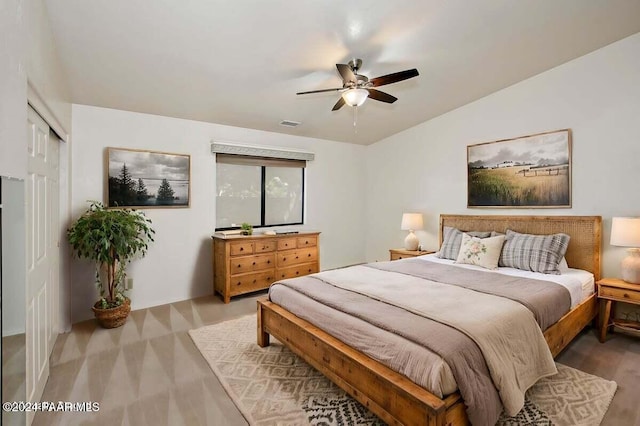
[212,232,320,303]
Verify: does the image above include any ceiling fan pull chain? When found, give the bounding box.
[353,106,358,131]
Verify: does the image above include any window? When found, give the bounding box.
[216,155,304,230]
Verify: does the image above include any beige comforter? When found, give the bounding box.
[315,264,558,417]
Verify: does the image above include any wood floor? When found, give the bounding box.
[4,291,635,426]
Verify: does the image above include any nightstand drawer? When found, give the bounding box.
[599,285,640,303]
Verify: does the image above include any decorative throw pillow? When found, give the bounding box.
[437,227,492,260]
[455,233,506,269]
[498,230,571,274]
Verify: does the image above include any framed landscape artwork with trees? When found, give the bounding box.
[106,147,191,208]
[467,129,571,208]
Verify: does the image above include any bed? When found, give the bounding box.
[257,215,602,426]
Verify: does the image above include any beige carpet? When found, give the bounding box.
[189,315,617,426]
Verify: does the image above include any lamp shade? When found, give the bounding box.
[610,217,640,247]
[401,213,423,231]
[342,88,369,107]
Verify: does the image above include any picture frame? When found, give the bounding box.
[106,147,191,208]
[467,129,571,208]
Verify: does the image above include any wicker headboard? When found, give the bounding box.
[439,215,602,280]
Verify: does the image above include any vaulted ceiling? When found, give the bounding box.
[45,0,640,145]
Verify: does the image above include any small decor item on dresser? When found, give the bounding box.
[610,217,640,284]
[401,213,423,251]
[241,222,253,235]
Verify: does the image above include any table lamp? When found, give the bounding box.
[610,217,640,284]
[401,213,423,251]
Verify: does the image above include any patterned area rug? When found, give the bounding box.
[189,315,616,426]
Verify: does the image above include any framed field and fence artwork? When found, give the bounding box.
[106,147,191,208]
[467,129,571,208]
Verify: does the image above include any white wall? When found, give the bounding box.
[70,105,366,322]
[2,177,26,336]
[0,0,72,332]
[0,0,72,178]
[365,32,640,279]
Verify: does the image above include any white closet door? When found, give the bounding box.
[25,106,59,424]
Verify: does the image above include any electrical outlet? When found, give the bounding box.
[127,278,133,290]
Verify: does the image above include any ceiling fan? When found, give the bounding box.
[296,59,419,111]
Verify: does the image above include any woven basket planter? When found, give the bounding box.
[92,298,131,329]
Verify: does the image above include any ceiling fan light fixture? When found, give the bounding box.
[342,88,368,107]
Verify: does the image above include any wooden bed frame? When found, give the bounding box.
[257,215,602,426]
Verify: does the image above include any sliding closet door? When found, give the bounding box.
[25,106,60,423]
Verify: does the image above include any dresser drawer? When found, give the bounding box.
[599,285,640,303]
[255,239,276,253]
[230,270,275,296]
[277,237,298,250]
[277,247,318,267]
[297,236,317,248]
[230,241,254,256]
[278,263,319,280]
[230,253,275,274]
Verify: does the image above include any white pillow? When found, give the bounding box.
[558,257,569,272]
[455,233,506,270]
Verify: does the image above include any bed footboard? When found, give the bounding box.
[257,298,467,426]
[256,291,596,426]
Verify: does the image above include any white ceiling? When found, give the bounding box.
[44,0,640,145]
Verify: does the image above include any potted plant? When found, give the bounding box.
[241,222,253,235]
[67,201,155,328]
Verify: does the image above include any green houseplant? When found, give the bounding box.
[67,201,155,328]
[241,222,253,235]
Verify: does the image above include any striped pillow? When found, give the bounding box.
[437,227,492,260]
[498,229,570,274]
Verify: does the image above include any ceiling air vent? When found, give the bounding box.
[279,120,301,128]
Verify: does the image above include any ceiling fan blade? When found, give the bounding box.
[332,97,346,111]
[336,64,356,83]
[370,69,419,87]
[296,87,342,95]
[367,89,397,104]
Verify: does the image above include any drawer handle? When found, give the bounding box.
[623,293,629,298]
[308,254,311,257]
[253,279,257,283]
[240,247,244,251]
[283,257,287,261]
[237,264,241,268]
[281,274,285,278]
[295,256,299,259]
[236,282,241,286]
[267,260,271,264]
[295,271,299,275]
[267,277,271,280]
[308,269,312,273]
[252,262,256,265]
[285,243,288,247]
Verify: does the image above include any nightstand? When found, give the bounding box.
[597,277,640,342]
[389,249,434,261]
